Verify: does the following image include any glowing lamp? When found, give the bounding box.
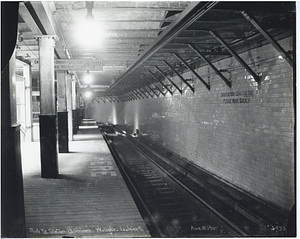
[84,91,92,98]
[84,70,93,84]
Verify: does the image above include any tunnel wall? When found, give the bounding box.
[88,37,294,210]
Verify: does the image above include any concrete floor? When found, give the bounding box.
[21,125,150,238]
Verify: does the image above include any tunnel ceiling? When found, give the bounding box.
[16,1,295,102]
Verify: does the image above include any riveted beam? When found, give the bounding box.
[106,96,113,103]
[163,60,194,93]
[240,10,293,67]
[143,88,154,98]
[121,86,134,100]
[209,30,261,84]
[119,95,125,102]
[105,95,115,103]
[122,96,128,102]
[173,53,210,90]
[136,86,149,98]
[123,96,129,102]
[148,70,173,95]
[155,65,183,94]
[126,95,132,101]
[107,1,218,91]
[136,78,154,98]
[130,90,141,100]
[130,91,139,100]
[99,97,106,103]
[136,89,145,99]
[109,96,116,103]
[112,96,120,102]
[123,93,132,101]
[123,84,138,100]
[127,91,137,100]
[142,73,165,96]
[140,85,154,98]
[137,88,148,98]
[127,93,135,101]
[140,78,159,97]
[133,89,144,99]
[106,97,112,103]
[142,85,158,98]
[188,44,231,88]
[139,78,159,97]
[108,96,115,102]
[123,93,131,101]
[119,86,131,100]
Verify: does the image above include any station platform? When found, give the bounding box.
[21,119,150,238]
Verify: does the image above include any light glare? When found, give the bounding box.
[75,20,106,47]
[84,91,92,98]
[84,72,93,84]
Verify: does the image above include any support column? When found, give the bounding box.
[23,62,33,142]
[77,91,83,127]
[1,50,26,237]
[37,35,58,178]
[72,80,77,134]
[66,74,73,141]
[57,70,69,153]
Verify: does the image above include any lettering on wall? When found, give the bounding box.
[221,90,253,104]
[54,59,103,71]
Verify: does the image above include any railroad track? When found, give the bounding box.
[99,125,286,237]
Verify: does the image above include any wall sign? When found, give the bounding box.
[54,59,103,71]
[221,90,253,104]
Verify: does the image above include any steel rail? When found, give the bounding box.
[122,133,248,236]
[106,1,218,92]
[100,129,166,237]
[131,137,272,227]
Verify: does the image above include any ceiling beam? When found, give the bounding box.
[163,60,194,93]
[209,30,261,84]
[107,1,218,92]
[23,1,67,59]
[240,11,293,67]
[188,44,231,88]
[173,53,210,90]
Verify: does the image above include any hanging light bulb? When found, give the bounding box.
[83,85,93,98]
[85,1,94,23]
[84,70,93,84]
[84,91,92,98]
[75,1,106,47]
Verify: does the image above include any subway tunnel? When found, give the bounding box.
[1,1,296,237]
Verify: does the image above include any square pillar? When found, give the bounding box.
[72,80,78,134]
[57,70,69,153]
[1,50,26,237]
[66,74,73,141]
[37,35,58,178]
[23,62,33,142]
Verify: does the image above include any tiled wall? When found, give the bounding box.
[88,37,294,210]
